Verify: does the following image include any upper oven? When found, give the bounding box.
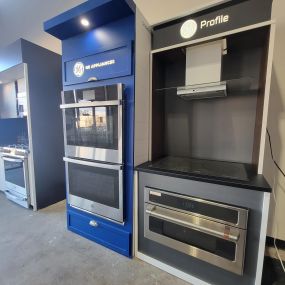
[60,83,123,164]
[144,187,248,275]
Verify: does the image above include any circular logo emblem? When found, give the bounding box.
[180,19,198,39]
[73,62,85,77]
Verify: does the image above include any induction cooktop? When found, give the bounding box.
[149,156,251,182]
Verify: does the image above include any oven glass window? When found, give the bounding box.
[65,106,118,149]
[149,216,236,261]
[68,163,119,208]
[4,160,25,188]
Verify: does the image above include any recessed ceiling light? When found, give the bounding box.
[80,18,90,27]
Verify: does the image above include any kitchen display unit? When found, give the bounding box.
[135,0,274,284]
[44,0,149,257]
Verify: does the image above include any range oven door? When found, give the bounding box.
[61,84,123,164]
[64,157,123,223]
[144,188,248,276]
[2,156,30,208]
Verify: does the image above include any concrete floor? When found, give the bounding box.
[0,192,188,285]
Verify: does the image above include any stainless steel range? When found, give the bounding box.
[0,144,30,208]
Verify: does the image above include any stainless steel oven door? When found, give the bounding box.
[2,156,30,208]
[61,84,123,164]
[2,156,29,195]
[64,157,124,223]
[144,203,247,275]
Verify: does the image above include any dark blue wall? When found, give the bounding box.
[0,118,28,146]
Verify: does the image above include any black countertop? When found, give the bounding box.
[135,156,271,193]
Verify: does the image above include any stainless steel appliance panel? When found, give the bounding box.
[144,203,246,275]
[2,155,30,208]
[61,84,123,163]
[143,187,248,275]
[2,156,29,195]
[145,187,248,228]
[64,157,124,223]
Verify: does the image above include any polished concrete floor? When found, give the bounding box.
[0,192,188,285]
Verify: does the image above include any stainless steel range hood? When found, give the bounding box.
[177,40,227,100]
[177,81,227,100]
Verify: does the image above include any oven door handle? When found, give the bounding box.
[5,190,27,201]
[2,157,24,163]
[63,157,122,170]
[60,100,122,109]
[146,205,240,242]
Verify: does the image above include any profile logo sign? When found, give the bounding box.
[180,15,230,40]
[180,19,198,39]
[73,62,85,77]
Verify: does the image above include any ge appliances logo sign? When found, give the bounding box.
[73,62,85,77]
[180,19,198,39]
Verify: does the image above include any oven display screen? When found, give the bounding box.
[149,191,238,224]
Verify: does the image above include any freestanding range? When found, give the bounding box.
[134,0,275,284]
[44,0,150,257]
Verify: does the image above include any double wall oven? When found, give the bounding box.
[144,187,248,275]
[61,83,124,223]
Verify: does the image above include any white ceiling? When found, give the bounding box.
[0,0,226,54]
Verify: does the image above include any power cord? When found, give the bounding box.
[266,128,285,273]
[267,129,285,178]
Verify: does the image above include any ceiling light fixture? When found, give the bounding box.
[80,18,90,27]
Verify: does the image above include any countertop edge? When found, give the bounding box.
[135,163,272,193]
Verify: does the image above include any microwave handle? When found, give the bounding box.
[146,205,240,242]
[63,157,122,170]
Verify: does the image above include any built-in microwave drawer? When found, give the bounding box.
[67,210,130,256]
[144,203,247,275]
[144,187,248,229]
[144,187,249,275]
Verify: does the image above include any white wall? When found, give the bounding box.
[0,0,226,54]
[134,0,228,25]
[264,0,285,240]
[0,0,85,54]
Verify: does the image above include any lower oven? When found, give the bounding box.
[144,187,248,275]
[64,157,123,223]
[2,155,30,208]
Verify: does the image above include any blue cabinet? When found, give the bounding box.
[68,209,131,257]
[44,0,135,257]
